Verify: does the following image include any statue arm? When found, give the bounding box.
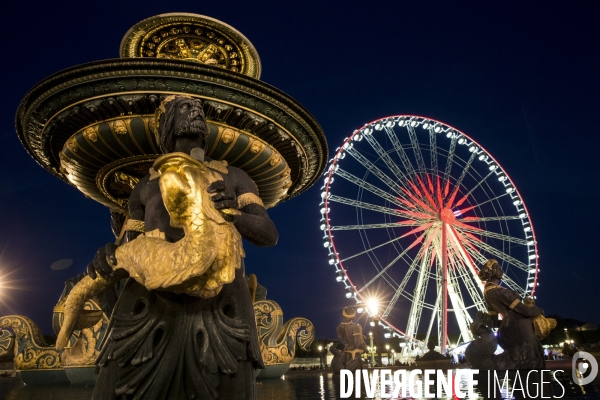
[230,168,278,247]
[500,289,543,318]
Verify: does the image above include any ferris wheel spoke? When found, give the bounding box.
[443,136,458,185]
[384,127,418,178]
[457,262,486,312]
[452,151,477,193]
[465,237,530,272]
[330,222,413,231]
[381,249,423,317]
[404,250,432,340]
[328,195,401,217]
[429,128,438,173]
[447,226,484,281]
[363,132,410,186]
[447,266,474,341]
[346,147,405,196]
[424,282,441,346]
[501,275,527,297]
[358,245,415,293]
[340,235,412,263]
[464,247,487,267]
[407,125,427,174]
[334,168,404,207]
[456,192,510,215]
[457,226,528,246]
[459,215,521,223]
[455,171,495,207]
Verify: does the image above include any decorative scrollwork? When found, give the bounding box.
[253,300,314,365]
[0,315,62,369]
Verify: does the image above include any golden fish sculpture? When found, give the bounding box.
[56,153,244,350]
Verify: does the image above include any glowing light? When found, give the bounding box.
[434,125,441,133]
[367,298,379,316]
[318,345,323,351]
[345,292,353,298]
[357,307,364,313]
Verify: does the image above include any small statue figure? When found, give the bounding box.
[416,340,449,361]
[58,96,278,400]
[336,307,367,373]
[466,259,550,370]
[327,341,345,381]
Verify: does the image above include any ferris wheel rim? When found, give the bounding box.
[321,114,539,342]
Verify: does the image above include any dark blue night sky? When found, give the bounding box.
[0,1,599,338]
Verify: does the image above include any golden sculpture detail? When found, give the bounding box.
[253,300,314,365]
[56,153,245,349]
[120,13,262,78]
[0,315,62,370]
[524,296,557,339]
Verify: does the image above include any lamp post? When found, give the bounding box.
[318,345,323,369]
[391,349,395,366]
[367,298,382,366]
[368,332,375,365]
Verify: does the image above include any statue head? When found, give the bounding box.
[342,307,356,321]
[427,340,436,352]
[478,259,503,282]
[155,95,208,153]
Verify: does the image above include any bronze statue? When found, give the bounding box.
[466,259,549,370]
[335,307,366,373]
[58,96,278,399]
[416,340,448,362]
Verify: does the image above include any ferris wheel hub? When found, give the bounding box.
[439,208,456,224]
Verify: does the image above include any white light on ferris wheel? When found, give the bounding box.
[434,125,441,133]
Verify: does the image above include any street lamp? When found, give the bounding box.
[369,332,375,365]
[318,345,323,369]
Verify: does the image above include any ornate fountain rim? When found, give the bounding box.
[15,58,328,209]
[119,12,262,79]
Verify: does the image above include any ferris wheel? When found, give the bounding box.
[320,116,539,354]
